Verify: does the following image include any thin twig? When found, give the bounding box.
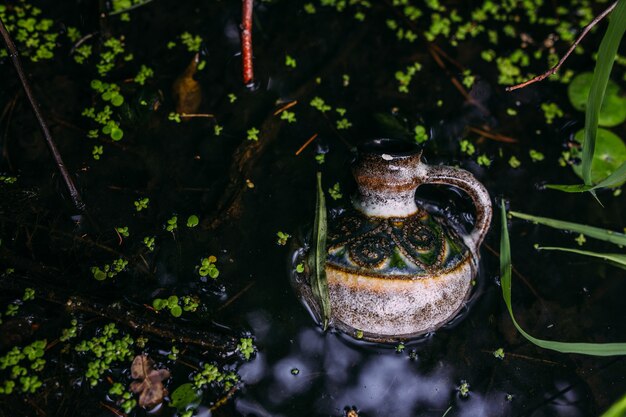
[468,126,518,143]
[69,32,96,55]
[506,1,617,92]
[180,113,215,118]
[295,133,319,156]
[0,16,85,211]
[241,0,254,85]
[273,100,298,116]
[217,281,255,312]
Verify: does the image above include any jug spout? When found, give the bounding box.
[352,138,425,218]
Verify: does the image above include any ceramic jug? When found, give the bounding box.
[294,138,492,342]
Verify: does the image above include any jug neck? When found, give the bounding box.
[352,139,424,218]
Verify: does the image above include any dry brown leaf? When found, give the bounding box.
[129,355,170,409]
[172,53,202,117]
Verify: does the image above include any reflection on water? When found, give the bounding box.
[236,302,591,417]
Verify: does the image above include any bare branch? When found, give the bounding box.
[506,1,617,92]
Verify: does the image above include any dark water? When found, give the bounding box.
[1,0,626,416]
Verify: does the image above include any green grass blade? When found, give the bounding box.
[546,161,626,193]
[500,203,626,356]
[582,1,626,185]
[537,246,626,270]
[601,393,626,417]
[308,172,331,330]
[544,183,593,193]
[510,211,626,246]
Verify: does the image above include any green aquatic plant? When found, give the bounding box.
[413,125,428,143]
[75,323,134,386]
[0,339,46,395]
[247,127,260,141]
[236,337,255,360]
[579,2,626,190]
[308,172,331,330]
[91,258,128,280]
[115,226,129,237]
[153,296,183,317]
[328,183,342,200]
[493,348,505,360]
[180,32,202,52]
[280,110,297,123]
[276,231,290,246]
[198,256,219,278]
[143,236,155,251]
[285,54,297,68]
[501,204,626,355]
[186,215,199,228]
[0,2,58,62]
[165,215,178,231]
[310,96,332,113]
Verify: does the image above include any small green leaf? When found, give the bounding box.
[170,305,183,317]
[169,383,202,411]
[167,295,179,307]
[186,215,199,228]
[152,298,167,310]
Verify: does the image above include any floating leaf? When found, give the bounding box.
[129,355,170,409]
[581,1,626,185]
[500,204,626,356]
[308,172,331,330]
[571,128,626,185]
[509,210,626,247]
[567,72,626,127]
[172,53,202,117]
[170,383,202,412]
[536,246,626,270]
[186,215,199,228]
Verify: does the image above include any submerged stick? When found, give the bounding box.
[0,16,85,211]
[241,0,254,85]
[506,1,617,92]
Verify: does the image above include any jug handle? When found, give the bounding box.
[421,164,492,250]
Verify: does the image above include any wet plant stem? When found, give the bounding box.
[468,126,518,144]
[241,0,254,85]
[507,1,618,91]
[0,16,85,211]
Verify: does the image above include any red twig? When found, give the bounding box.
[241,0,254,85]
[0,16,85,211]
[506,1,617,92]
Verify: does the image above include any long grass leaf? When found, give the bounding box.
[537,246,626,269]
[500,204,626,355]
[509,211,626,246]
[546,161,626,193]
[582,1,626,185]
[600,393,626,417]
[309,172,331,330]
